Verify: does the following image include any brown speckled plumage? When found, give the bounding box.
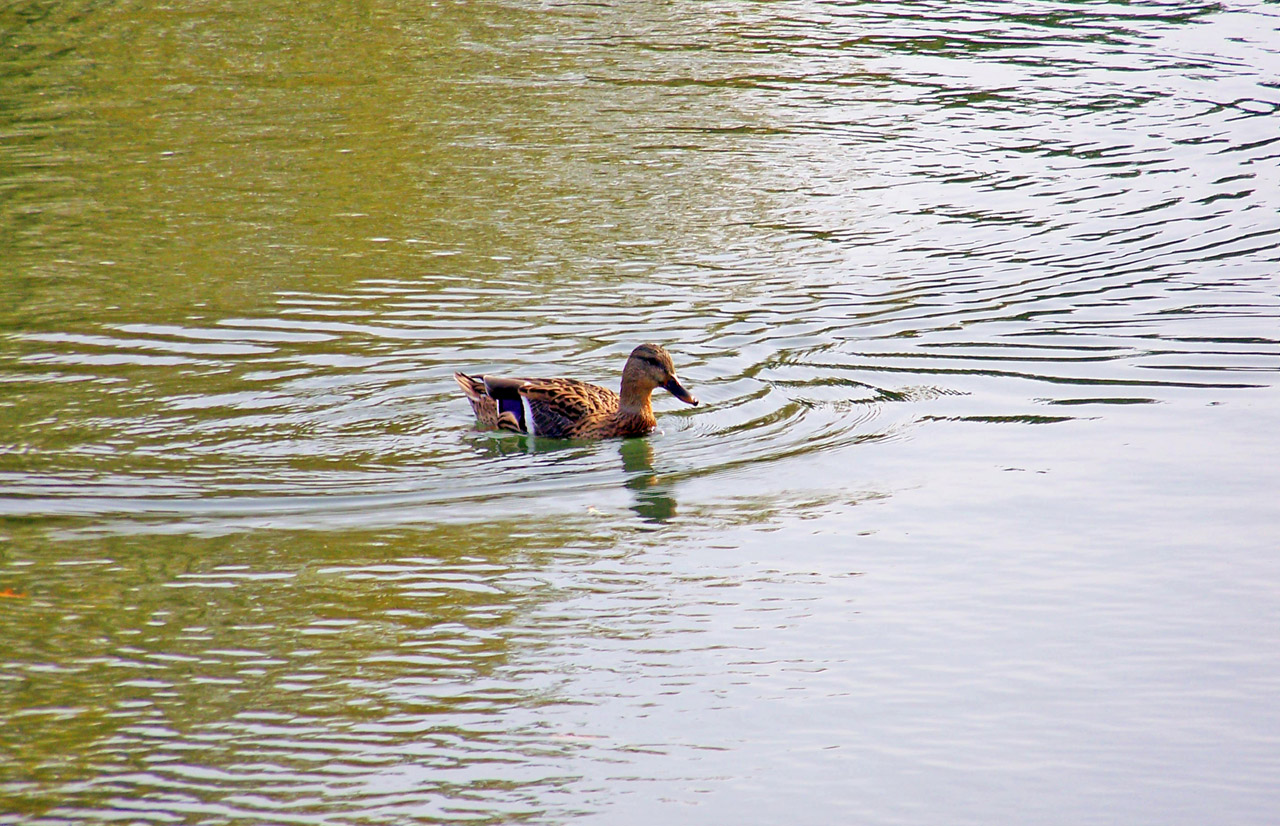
[454,344,699,439]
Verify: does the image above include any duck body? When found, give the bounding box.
[454,344,698,439]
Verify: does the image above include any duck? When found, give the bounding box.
[454,343,699,439]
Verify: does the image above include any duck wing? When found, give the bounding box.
[518,378,619,438]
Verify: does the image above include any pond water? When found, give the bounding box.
[2,1,1279,823]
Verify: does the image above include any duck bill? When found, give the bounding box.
[663,376,699,406]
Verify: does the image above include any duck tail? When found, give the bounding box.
[455,372,527,433]
[454,372,487,401]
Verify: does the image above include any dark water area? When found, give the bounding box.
[2,1,1279,823]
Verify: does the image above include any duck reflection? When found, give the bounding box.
[618,438,678,524]
[465,433,679,524]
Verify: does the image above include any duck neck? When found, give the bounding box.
[617,375,656,425]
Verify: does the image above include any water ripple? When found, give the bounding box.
[1,0,1278,538]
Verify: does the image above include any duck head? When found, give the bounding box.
[624,343,699,407]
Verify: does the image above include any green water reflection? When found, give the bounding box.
[2,0,778,331]
[0,520,594,820]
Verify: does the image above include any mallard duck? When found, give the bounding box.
[454,343,699,439]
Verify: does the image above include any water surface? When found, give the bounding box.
[2,1,1279,823]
